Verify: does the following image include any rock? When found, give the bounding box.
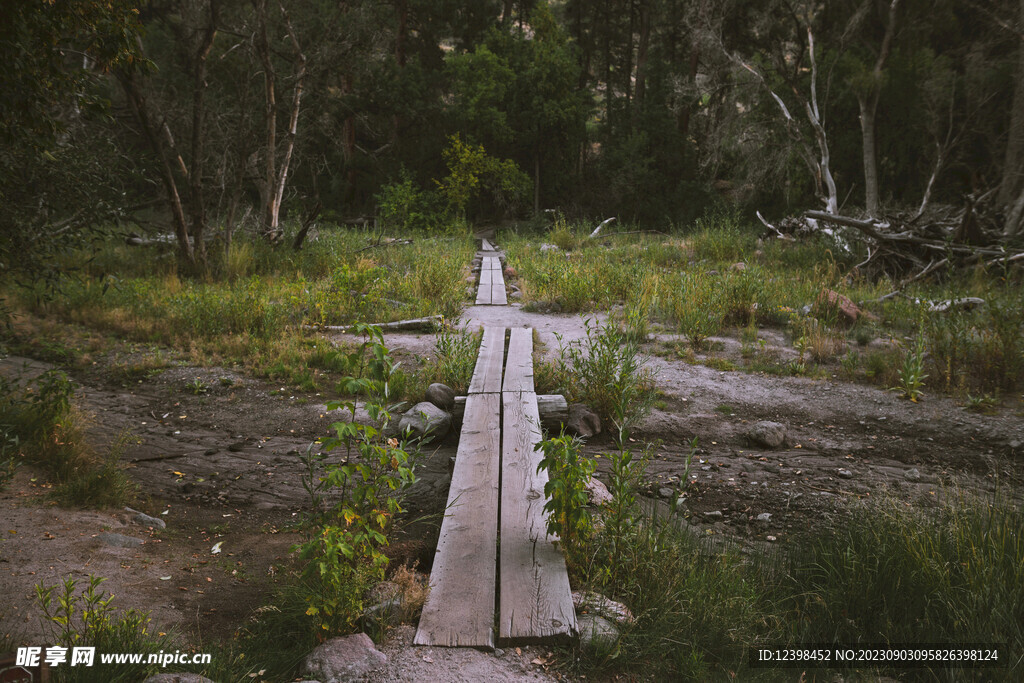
[227,441,246,452]
[658,487,673,499]
[815,289,875,324]
[540,243,560,252]
[756,512,772,523]
[577,614,619,650]
[584,477,613,506]
[837,469,853,479]
[704,510,724,520]
[143,675,216,683]
[566,403,601,438]
[97,533,144,548]
[363,597,402,628]
[397,402,452,442]
[302,633,386,683]
[746,421,787,449]
[126,507,167,529]
[904,467,922,482]
[729,262,746,272]
[365,581,401,605]
[504,266,517,278]
[572,591,634,624]
[424,383,455,412]
[509,290,522,300]
[465,275,476,285]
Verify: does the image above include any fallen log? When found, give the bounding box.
[304,315,442,333]
[453,394,567,432]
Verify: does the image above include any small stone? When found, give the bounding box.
[704,510,724,520]
[97,533,144,548]
[540,243,560,252]
[424,383,455,412]
[126,507,166,529]
[144,675,217,683]
[302,633,386,682]
[729,262,746,272]
[204,448,218,456]
[756,512,772,523]
[494,648,505,657]
[837,469,853,479]
[227,442,246,452]
[904,467,922,482]
[747,421,787,449]
[658,487,673,499]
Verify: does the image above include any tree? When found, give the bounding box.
[0,0,142,289]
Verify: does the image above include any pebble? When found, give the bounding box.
[756,513,772,523]
[904,467,922,482]
[658,487,673,499]
[837,469,853,479]
[704,510,724,520]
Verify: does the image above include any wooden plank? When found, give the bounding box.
[491,281,507,305]
[501,328,534,393]
[479,268,493,286]
[475,268,492,305]
[484,256,501,271]
[468,327,506,394]
[499,391,576,642]
[481,237,495,251]
[415,393,501,648]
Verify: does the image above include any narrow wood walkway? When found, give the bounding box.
[475,255,507,305]
[414,327,576,648]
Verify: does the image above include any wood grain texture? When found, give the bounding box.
[414,393,501,648]
[468,326,506,394]
[498,391,576,643]
[502,328,534,393]
[481,238,495,251]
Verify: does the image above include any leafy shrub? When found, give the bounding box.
[556,321,656,441]
[36,574,171,683]
[536,432,594,563]
[297,324,419,635]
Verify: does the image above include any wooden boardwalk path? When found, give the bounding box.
[475,255,507,305]
[415,326,576,648]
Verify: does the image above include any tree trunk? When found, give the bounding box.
[118,69,195,268]
[271,3,305,235]
[678,46,699,138]
[255,0,278,241]
[188,0,219,264]
[859,95,880,216]
[634,0,651,110]
[859,0,900,217]
[534,147,541,216]
[999,0,1024,218]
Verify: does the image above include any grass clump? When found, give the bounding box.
[0,369,135,507]
[554,321,656,436]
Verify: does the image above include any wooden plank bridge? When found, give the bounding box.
[415,244,576,647]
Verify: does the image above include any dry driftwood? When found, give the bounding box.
[304,315,442,333]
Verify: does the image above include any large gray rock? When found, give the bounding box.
[97,533,144,548]
[746,421,787,449]
[572,591,634,624]
[584,477,612,506]
[567,403,601,438]
[424,383,455,412]
[302,633,386,683]
[577,614,619,651]
[144,675,216,683]
[397,402,452,442]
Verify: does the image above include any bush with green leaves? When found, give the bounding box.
[297,324,419,635]
[556,321,656,441]
[35,574,172,683]
[535,431,594,564]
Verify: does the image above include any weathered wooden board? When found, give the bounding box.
[453,394,567,432]
[475,268,492,305]
[483,255,501,270]
[481,238,495,251]
[414,393,502,648]
[502,327,534,393]
[468,326,506,394]
[498,391,576,642]
[491,281,508,305]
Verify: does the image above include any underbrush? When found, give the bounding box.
[0,369,135,506]
[508,214,1023,398]
[541,435,1023,680]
